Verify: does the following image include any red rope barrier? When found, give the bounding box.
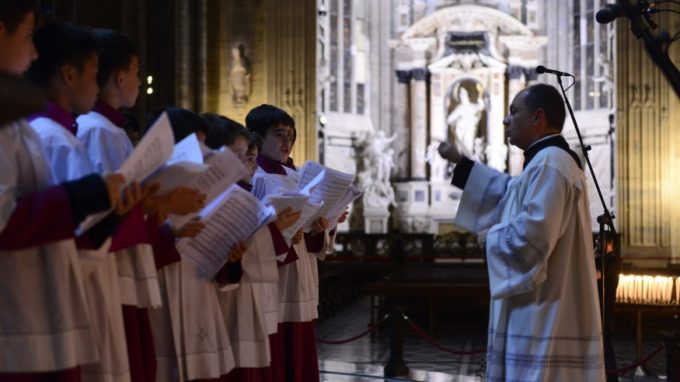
[317,317,387,345]
[403,316,487,356]
[606,344,665,377]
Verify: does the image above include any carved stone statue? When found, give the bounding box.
[230,44,251,104]
[355,130,398,208]
[446,87,485,158]
[427,141,449,181]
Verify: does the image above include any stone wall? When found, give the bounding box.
[616,11,680,265]
[50,0,318,162]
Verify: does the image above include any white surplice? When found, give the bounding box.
[151,261,236,381]
[218,226,279,368]
[30,116,131,382]
[77,111,162,310]
[274,166,332,323]
[0,120,98,372]
[77,111,134,174]
[454,146,605,382]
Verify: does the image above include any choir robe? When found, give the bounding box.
[30,107,132,382]
[452,135,605,382]
[147,148,237,382]
[77,103,162,310]
[255,156,332,382]
[219,195,290,382]
[77,103,162,382]
[0,120,100,378]
[150,261,236,382]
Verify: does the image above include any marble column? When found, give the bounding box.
[395,69,412,179]
[507,65,526,176]
[410,68,428,180]
[485,68,508,172]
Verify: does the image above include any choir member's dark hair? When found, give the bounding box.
[0,0,39,34]
[521,84,567,131]
[248,132,262,152]
[201,112,251,150]
[26,22,98,88]
[146,107,210,143]
[245,104,296,141]
[91,29,137,89]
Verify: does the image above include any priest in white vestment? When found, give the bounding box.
[438,84,605,382]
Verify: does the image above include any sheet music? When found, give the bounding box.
[145,161,208,196]
[252,173,298,200]
[299,163,355,231]
[165,133,203,167]
[263,194,310,215]
[77,113,176,234]
[176,185,275,278]
[118,112,176,184]
[262,193,312,242]
[297,161,325,189]
[168,148,248,227]
[279,200,323,243]
[326,185,363,230]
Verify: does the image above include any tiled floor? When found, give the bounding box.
[317,298,669,381]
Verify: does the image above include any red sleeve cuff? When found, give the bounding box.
[0,186,75,250]
[152,223,181,269]
[304,232,325,253]
[267,223,290,256]
[451,156,474,189]
[277,246,299,268]
[109,206,150,252]
[215,260,243,285]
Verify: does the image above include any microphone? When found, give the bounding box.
[536,65,573,77]
[596,3,623,24]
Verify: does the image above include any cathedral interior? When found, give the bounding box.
[32,0,680,380]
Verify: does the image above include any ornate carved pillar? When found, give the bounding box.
[616,12,680,264]
[410,67,428,179]
[395,69,412,179]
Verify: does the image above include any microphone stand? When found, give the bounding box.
[555,75,617,333]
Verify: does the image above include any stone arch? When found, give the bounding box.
[402,5,533,40]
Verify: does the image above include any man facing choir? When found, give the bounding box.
[438,84,604,381]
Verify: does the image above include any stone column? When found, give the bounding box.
[410,68,428,180]
[506,65,526,176]
[485,67,508,172]
[616,11,680,264]
[394,69,412,179]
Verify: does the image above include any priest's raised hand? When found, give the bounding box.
[437,141,462,164]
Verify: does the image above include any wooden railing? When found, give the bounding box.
[331,231,483,262]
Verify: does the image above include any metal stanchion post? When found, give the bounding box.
[384,304,409,377]
[664,332,680,381]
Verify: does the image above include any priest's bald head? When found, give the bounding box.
[504,84,566,150]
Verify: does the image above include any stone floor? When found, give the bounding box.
[317,298,670,381]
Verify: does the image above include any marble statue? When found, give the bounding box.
[355,130,398,207]
[427,141,449,181]
[230,44,251,104]
[446,87,485,158]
